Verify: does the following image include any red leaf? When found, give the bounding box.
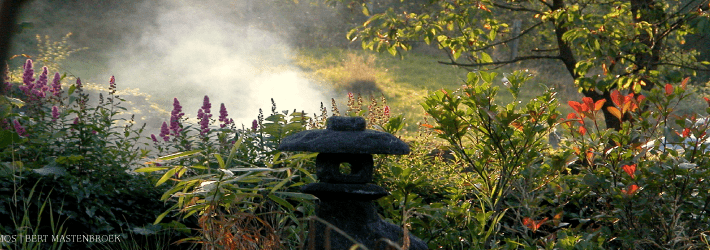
[593,99,606,111]
[523,217,548,232]
[682,128,691,138]
[607,106,622,121]
[610,90,623,107]
[665,84,673,96]
[623,184,640,196]
[579,126,587,135]
[622,164,636,179]
[478,3,492,12]
[582,97,595,112]
[568,101,584,114]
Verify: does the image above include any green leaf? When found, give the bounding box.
[0,129,22,148]
[156,167,180,186]
[275,191,316,200]
[157,150,202,161]
[268,194,295,211]
[480,52,493,64]
[270,175,292,193]
[387,45,397,56]
[134,166,169,173]
[480,71,497,83]
[5,97,25,108]
[214,153,225,169]
[154,205,177,224]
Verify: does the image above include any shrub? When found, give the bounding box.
[0,59,179,250]
[554,79,710,249]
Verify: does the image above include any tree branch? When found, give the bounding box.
[492,2,544,14]
[536,0,554,9]
[653,62,710,72]
[437,55,562,67]
[471,21,546,52]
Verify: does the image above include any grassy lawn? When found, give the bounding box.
[293,47,578,132]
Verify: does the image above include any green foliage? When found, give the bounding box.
[0,59,177,249]
[341,0,710,130]
[556,82,710,249]
[138,111,320,249]
[0,180,67,250]
[421,71,559,212]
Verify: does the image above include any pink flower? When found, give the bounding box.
[13,120,27,137]
[51,106,60,122]
[34,67,49,98]
[75,78,82,90]
[219,103,230,128]
[50,72,62,97]
[109,76,116,94]
[159,121,170,141]
[201,95,211,114]
[19,60,35,97]
[197,109,211,135]
[22,59,35,86]
[169,98,184,136]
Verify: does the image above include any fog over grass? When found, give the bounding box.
[105,0,330,126]
[13,0,332,127]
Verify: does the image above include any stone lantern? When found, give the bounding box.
[278,116,428,250]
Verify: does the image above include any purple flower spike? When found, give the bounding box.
[159,121,170,142]
[13,120,27,137]
[33,67,49,98]
[201,96,211,114]
[22,59,35,86]
[197,108,211,135]
[19,60,35,97]
[37,67,48,90]
[51,72,62,97]
[251,119,258,131]
[109,76,116,94]
[219,103,229,128]
[52,106,59,122]
[75,78,82,90]
[170,98,184,136]
[150,134,159,143]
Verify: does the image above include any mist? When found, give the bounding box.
[10,0,334,129]
[101,0,330,127]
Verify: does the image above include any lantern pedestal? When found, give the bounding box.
[279,116,428,250]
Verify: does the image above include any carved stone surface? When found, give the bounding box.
[300,183,389,201]
[306,199,428,250]
[277,116,410,155]
[315,153,373,184]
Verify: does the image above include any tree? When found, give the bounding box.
[1,0,30,96]
[338,0,710,129]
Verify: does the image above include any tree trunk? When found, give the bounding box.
[0,0,29,95]
[629,0,665,91]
